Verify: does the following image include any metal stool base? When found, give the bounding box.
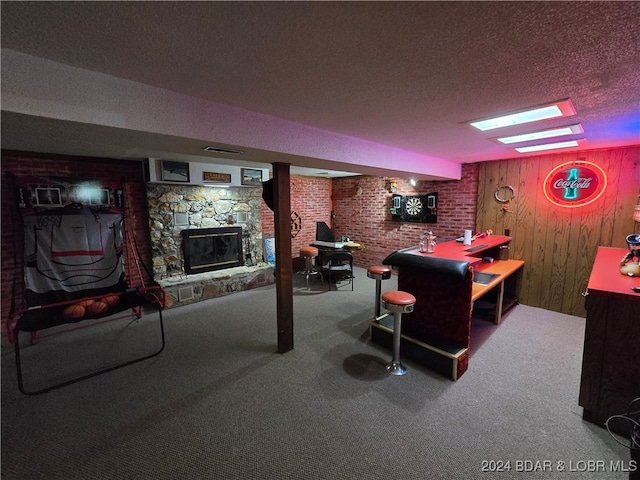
[297,255,323,290]
[386,360,407,376]
[382,290,416,377]
[367,267,391,320]
[297,270,322,289]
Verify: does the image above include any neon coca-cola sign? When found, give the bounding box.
[543,161,607,208]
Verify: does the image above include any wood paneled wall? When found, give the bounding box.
[476,146,640,317]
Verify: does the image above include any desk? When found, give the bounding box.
[370,237,524,379]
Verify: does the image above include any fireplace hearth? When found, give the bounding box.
[182,227,243,274]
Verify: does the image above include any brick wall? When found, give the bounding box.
[260,164,478,268]
[332,163,479,267]
[261,175,333,258]
[1,151,151,334]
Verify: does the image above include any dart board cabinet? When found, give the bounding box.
[391,193,437,223]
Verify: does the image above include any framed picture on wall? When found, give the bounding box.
[161,161,190,183]
[203,171,232,183]
[241,168,263,186]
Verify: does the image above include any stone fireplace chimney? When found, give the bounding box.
[147,184,264,281]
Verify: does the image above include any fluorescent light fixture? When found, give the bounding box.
[409,178,417,186]
[470,99,576,131]
[515,140,582,153]
[497,124,583,144]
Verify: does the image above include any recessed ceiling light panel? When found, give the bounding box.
[497,124,583,144]
[514,139,583,153]
[470,99,576,131]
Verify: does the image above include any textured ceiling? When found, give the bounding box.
[1,2,639,177]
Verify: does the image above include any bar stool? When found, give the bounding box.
[297,246,322,289]
[367,265,392,320]
[381,290,416,376]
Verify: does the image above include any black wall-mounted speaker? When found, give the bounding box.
[262,179,274,211]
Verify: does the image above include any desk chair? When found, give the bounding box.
[322,251,354,291]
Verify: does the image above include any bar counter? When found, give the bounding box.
[370,236,524,379]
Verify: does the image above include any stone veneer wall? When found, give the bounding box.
[147,183,274,307]
[147,183,266,277]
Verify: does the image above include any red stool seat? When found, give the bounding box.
[367,265,392,280]
[382,290,416,307]
[300,246,319,258]
[368,265,393,320]
[297,246,322,289]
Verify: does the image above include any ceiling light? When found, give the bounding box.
[203,146,244,155]
[470,99,576,131]
[497,124,583,144]
[515,140,582,153]
[409,178,417,186]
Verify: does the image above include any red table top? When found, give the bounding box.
[588,247,640,302]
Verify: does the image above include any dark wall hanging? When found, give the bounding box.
[390,193,438,223]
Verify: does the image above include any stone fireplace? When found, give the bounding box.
[147,183,274,308]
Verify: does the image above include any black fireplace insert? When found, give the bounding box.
[182,227,243,274]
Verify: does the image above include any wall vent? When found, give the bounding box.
[178,286,194,302]
[203,146,244,155]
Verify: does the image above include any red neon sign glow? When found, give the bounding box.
[543,161,607,208]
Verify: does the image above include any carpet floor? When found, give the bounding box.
[1,266,633,479]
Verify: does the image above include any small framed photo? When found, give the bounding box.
[161,161,190,183]
[241,168,263,186]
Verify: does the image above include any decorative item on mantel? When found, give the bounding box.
[203,171,232,183]
[161,160,190,183]
[241,168,262,186]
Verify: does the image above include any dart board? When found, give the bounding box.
[402,196,426,222]
[405,197,423,216]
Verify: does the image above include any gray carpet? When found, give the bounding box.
[1,267,633,479]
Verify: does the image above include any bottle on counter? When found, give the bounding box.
[420,230,436,253]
